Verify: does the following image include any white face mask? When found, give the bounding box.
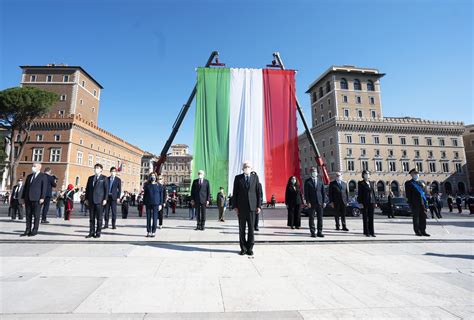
[311,171,317,178]
[336,176,342,182]
[94,168,102,175]
[412,174,419,181]
[111,172,116,177]
[32,166,38,173]
[198,174,204,179]
[243,168,251,175]
[18,181,23,186]
[363,174,370,180]
[291,178,296,185]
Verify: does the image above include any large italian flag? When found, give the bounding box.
[192,68,300,202]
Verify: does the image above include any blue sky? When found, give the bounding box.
[1,0,472,155]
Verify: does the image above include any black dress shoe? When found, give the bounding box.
[20,233,29,237]
[335,226,340,230]
[364,233,370,237]
[255,228,259,231]
[95,234,101,238]
[421,233,430,237]
[291,226,295,229]
[342,227,349,231]
[103,226,108,229]
[239,250,247,255]
[370,234,376,237]
[295,227,300,229]
[317,233,325,238]
[310,233,316,238]
[415,232,422,236]
[85,234,94,238]
[247,250,254,256]
[112,226,116,229]
[28,233,37,237]
[42,220,49,224]
[201,227,205,231]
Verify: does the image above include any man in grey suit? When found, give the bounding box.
[328,172,350,231]
[304,166,327,238]
[232,161,262,256]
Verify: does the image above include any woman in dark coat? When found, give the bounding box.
[285,176,303,229]
[143,172,164,237]
[121,191,131,219]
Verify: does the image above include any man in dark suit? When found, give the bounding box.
[357,170,377,237]
[304,167,327,238]
[40,167,57,223]
[254,182,263,231]
[328,172,349,231]
[20,162,47,237]
[85,163,109,238]
[405,168,430,236]
[104,166,121,229]
[190,169,210,231]
[232,162,262,256]
[10,178,25,220]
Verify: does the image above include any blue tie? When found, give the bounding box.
[109,177,114,193]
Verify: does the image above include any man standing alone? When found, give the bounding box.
[21,162,47,237]
[232,162,262,256]
[190,170,210,231]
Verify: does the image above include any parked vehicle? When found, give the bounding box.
[379,197,412,216]
[301,199,361,217]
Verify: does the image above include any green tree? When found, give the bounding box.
[0,86,58,188]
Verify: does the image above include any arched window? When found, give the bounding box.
[458,182,466,194]
[325,81,331,93]
[444,182,452,195]
[354,79,361,91]
[390,181,399,196]
[430,181,439,193]
[367,80,375,91]
[318,87,324,99]
[348,180,357,193]
[377,180,385,193]
[340,78,348,90]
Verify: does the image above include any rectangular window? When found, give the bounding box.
[400,137,406,145]
[356,96,361,104]
[374,136,380,144]
[357,110,363,118]
[36,134,43,141]
[441,151,446,158]
[402,161,410,172]
[343,95,348,103]
[402,150,407,157]
[442,162,449,173]
[454,151,459,159]
[93,89,97,97]
[30,75,37,82]
[50,148,61,162]
[321,115,324,122]
[428,150,433,158]
[387,137,393,145]
[389,161,396,172]
[415,150,420,158]
[328,111,332,118]
[361,148,366,156]
[361,160,369,171]
[452,138,458,147]
[415,161,423,173]
[346,135,352,143]
[47,75,53,82]
[63,75,69,82]
[329,137,333,145]
[327,98,331,105]
[455,163,462,173]
[371,110,376,118]
[32,148,43,162]
[369,96,375,104]
[54,134,60,141]
[347,148,352,156]
[82,80,86,87]
[388,149,394,157]
[77,151,83,165]
[429,162,436,173]
[347,160,355,171]
[413,137,419,145]
[375,160,383,172]
[360,136,366,144]
[439,138,445,146]
[60,95,66,101]
[426,138,432,146]
[375,149,380,156]
[344,109,349,117]
[88,154,93,167]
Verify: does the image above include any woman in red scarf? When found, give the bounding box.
[64,184,79,221]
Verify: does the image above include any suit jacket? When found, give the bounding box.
[85,174,109,205]
[232,173,262,212]
[22,172,47,202]
[357,180,377,207]
[304,177,327,207]
[328,180,349,208]
[143,182,163,206]
[10,184,25,204]
[107,176,122,200]
[217,191,225,207]
[405,179,425,209]
[285,185,303,207]
[190,178,210,204]
[45,174,57,198]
